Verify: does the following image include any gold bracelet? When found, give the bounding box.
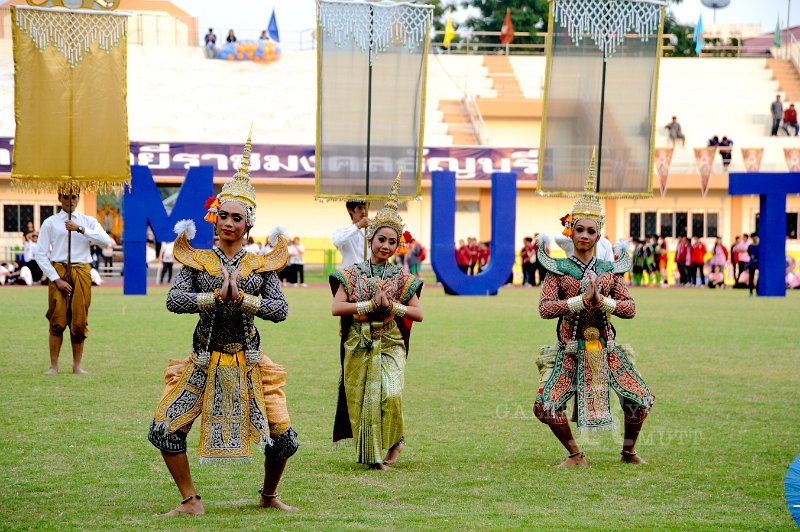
[393,302,408,318]
[214,288,225,306]
[234,290,244,306]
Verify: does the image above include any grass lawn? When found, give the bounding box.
[1,283,798,530]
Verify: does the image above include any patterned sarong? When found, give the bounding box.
[152,353,290,463]
[46,263,91,340]
[343,319,406,464]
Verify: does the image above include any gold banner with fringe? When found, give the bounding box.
[11,5,130,193]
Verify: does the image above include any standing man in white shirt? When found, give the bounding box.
[331,200,370,269]
[35,190,115,375]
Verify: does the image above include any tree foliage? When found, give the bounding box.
[458,0,549,45]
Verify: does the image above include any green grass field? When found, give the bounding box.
[1,284,798,530]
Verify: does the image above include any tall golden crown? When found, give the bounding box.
[218,127,257,210]
[367,169,405,240]
[570,148,605,230]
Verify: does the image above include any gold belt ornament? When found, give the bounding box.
[209,350,246,367]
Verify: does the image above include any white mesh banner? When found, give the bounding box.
[316,0,432,200]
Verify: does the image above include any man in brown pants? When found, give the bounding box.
[34,190,115,375]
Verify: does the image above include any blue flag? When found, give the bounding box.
[268,8,280,43]
[693,14,704,55]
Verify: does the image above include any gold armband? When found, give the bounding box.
[198,292,216,311]
[601,296,617,313]
[240,293,261,314]
[567,295,585,313]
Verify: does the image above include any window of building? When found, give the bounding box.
[787,212,798,239]
[660,212,674,238]
[644,211,657,237]
[455,201,479,213]
[629,212,641,239]
[690,212,705,238]
[675,212,688,237]
[706,212,719,238]
[39,205,55,223]
[3,204,34,233]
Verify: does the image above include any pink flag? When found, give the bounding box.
[654,147,673,197]
[740,148,764,172]
[784,147,800,171]
[693,147,716,197]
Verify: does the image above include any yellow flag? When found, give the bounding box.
[11,6,131,192]
[443,9,456,49]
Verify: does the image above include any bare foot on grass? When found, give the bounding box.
[258,494,298,512]
[155,497,204,518]
[383,441,404,465]
[556,453,587,469]
[73,367,89,375]
[368,463,392,471]
[621,452,647,464]
[46,367,58,375]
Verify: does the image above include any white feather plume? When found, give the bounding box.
[613,238,630,256]
[554,234,574,256]
[173,219,196,239]
[269,226,290,246]
[537,233,552,247]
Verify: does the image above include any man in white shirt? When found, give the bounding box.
[158,240,175,284]
[35,190,115,375]
[331,201,370,268]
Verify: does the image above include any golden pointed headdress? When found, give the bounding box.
[205,127,258,225]
[561,148,605,236]
[367,169,405,240]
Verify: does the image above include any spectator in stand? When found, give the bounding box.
[675,234,689,286]
[102,239,115,271]
[24,231,43,282]
[467,237,479,275]
[771,94,784,136]
[204,28,217,59]
[708,237,728,287]
[6,259,33,286]
[455,239,471,274]
[665,116,685,148]
[718,136,733,170]
[783,103,799,136]
[533,233,547,285]
[244,236,260,254]
[786,254,797,289]
[707,135,719,148]
[23,220,35,240]
[747,234,760,295]
[645,235,659,285]
[689,236,707,286]
[730,235,741,282]
[159,240,175,284]
[0,261,10,284]
[226,29,237,43]
[631,239,645,286]
[395,233,409,271]
[406,233,423,278]
[289,237,306,286]
[657,236,669,285]
[734,234,750,286]
[520,237,535,286]
[477,241,490,274]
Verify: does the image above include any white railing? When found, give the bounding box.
[463,93,490,145]
[788,33,800,73]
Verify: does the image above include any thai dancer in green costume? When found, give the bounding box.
[329,176,424,470]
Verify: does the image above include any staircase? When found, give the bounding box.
[483,55,526,99]
[767,58,800,102]
[439,99,478,145]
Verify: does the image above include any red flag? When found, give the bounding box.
[500,8,514,45]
